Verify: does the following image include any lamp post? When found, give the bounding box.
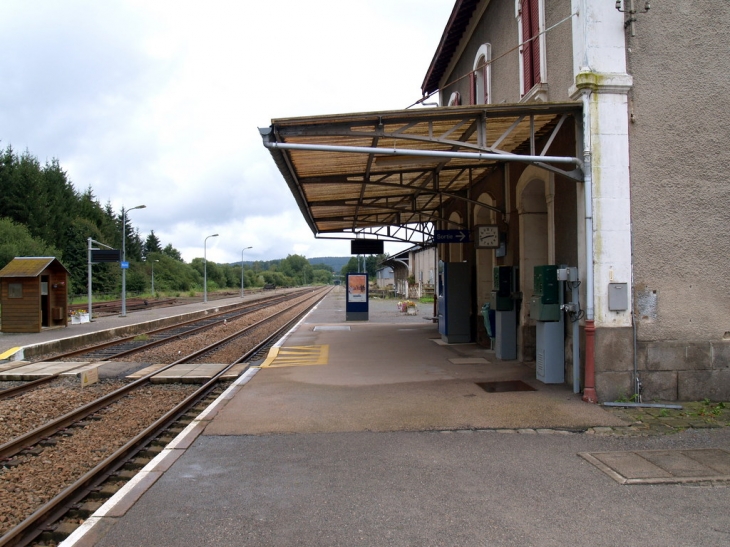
[121,204,146,317]
[151,259,159,295]
[204,233,219,303]
[241,246,252,298]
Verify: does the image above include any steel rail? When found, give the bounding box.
[170,289,325,365]
[52,290,306,361]
[0,291,310,403]
[110,288,320,361]
[0,376,56,399]
[0,287,327,459]
[0,286,330,547]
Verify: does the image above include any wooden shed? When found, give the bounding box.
[0,257,70,332]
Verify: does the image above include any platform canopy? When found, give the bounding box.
[260,103,583,244]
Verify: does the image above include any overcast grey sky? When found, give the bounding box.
[0,1,453,263]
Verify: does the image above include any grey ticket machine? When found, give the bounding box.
[530,265,564,384]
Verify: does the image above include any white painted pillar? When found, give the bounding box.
[571,0,633,329]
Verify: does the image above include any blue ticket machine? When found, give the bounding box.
[346,273,369,321]
[437,261,472,343]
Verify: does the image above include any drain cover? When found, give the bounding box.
[580,449,730,485]
[476,380,536,393]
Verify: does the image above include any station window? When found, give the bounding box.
[516,0,544,98]
[8,283,22,298]
[471,44,491,105]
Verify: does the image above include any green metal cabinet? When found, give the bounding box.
[489,266,513,311]
[530,265,560,321]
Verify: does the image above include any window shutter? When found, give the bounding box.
[482,65,489,103]
[530,0,541,86]
[520,0,533,94]
[469,71,476,105]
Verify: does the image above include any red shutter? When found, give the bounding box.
[530,0,541,86]
[469,71,476,105]
[521,0,541,93]
[482,65,489,103]
[521,0,532,94]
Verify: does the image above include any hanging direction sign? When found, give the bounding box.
[434,230,471,243]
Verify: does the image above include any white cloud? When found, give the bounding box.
[0,0,453,262]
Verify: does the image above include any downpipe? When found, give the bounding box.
[581,90,598,404]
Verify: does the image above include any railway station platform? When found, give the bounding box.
[8,287,730,547]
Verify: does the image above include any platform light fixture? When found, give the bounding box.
[121,204,146,317]
[241,246,253,298]
[204,234,219,303]
[150,259,159,294]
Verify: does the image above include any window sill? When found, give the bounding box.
[520,83,549,103]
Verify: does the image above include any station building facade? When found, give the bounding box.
[261,0,729,402]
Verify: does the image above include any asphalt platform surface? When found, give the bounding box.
[5,288,729,546]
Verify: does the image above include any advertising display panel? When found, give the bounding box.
[345,273,368,321]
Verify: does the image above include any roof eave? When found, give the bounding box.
[421,0,481,96]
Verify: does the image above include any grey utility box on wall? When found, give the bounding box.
[608,283,628,311]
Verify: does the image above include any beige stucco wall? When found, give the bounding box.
[627,1,730,342]
[601,0,730,401]
[543,0,574,102]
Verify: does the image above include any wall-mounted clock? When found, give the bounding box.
[475,224,499,248]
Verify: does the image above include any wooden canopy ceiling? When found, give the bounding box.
[260,103,582,244]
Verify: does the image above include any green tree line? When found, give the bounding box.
[0,145,336,297]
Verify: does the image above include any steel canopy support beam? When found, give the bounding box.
[262,141,582,168]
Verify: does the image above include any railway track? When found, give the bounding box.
[68,289,269,318]
[0,288,318,403]
[0,286,330,546]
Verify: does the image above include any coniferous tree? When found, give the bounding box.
[40,158,78,248]
[144,230,163,255]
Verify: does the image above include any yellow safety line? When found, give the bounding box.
[260,345,329,368]
[259,346,281,368]
[0,347,21,360]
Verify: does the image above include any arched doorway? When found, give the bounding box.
[517,167,554,361]
[474,193,496,310]
[448,211,463,262]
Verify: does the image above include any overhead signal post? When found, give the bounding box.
[87,238,120,321]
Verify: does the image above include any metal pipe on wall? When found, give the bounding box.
[571,279,580,393]
[581,91,598,403]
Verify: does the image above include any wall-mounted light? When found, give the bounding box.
[616,0,650,37]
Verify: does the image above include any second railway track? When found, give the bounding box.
[0,285,331,546]
[50,287,320,363]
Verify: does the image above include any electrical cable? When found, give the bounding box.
[407,11,579,109]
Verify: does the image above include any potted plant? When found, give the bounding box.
[71,309,90,324]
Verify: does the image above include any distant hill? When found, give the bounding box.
[308,256,350,272]
[236,256,351,272]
